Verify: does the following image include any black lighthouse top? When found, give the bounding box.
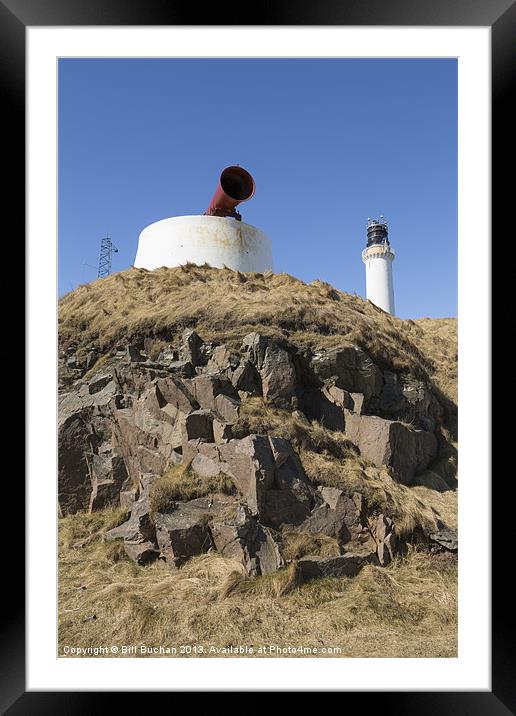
[366,217,390,247]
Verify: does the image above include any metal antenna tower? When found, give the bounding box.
[97,236,118,278]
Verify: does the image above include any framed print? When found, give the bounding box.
[4,0,512,709]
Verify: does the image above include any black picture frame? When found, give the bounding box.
[6,0,511,710]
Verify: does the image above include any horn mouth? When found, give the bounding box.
[220,166,255,202]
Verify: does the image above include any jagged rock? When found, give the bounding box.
[112,399,182,487]
[369,513,397,565]
[85,349,98,370]
[428,525,458,552]
[58,408,96,515]
[167,360,195,378]
[206,345,240,375]
[157,347,180,365]
[323,385,355,410]
[88,374,114,395]
[88,452,131,512]
[310,345,383,399]
[189,374,240,416]
[58,392,118,515]
[261,438,318,528]
[350,392,365,415]
[154,495,235,568]
[344,411,438,485]
[301,387,345,431]
[242,333,296,407]
[126,344,145,363]
[298,488,369,546]
[211,504,283,576]
[190,444,221,478]
[230,360,261,394]
[120,486,139,510]
[269,437,315,503]
[181,329,204,366]
[154,376,198,415]
[218,435,275,516]
[124,541,159,565]
[64,376,120,411]
[106,484,157,546]
[264,490,312,528]
[214,393,240,424]
[297,551,377,580]
[318,487,366,537]
[182,410,215,443]
[371,372,443,431]
[321,384,365,417]
[213,419,233,443]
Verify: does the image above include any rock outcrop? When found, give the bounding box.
[59,326,455,580]
[343,411,438,486]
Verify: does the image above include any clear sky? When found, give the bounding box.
[58,58,457,318]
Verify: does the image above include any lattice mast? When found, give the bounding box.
[97,236,118,278]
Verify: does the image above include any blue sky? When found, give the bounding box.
[58,58,457,318]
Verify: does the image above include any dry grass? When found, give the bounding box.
[58,508,457,658]
[232,397,359,460]
[58,265,456,400]
[411,318,457,403]
[149,462,235,515]
[280,532,341,561]
[299,451,456,537]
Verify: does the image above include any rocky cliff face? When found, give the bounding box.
[59,290,458,581]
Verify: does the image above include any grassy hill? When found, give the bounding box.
[58,265,458,658]
[59,264,457,401]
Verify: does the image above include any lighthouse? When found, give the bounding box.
[134,165,273,273]
[362,217,396,315]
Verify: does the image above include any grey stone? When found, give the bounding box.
[126,345,145,363]
[211,504,283,576]
[301,387,345,431]
[88,453,131,512]
[182,410,215,443]
[344,411,438,485]
[218,435,275,516]
[310,345,383,399]
[181,329,204,366]
[124,541,159,565]
[230,360,261,394]
[242,333,296,407]
[369,513,397,565]
[154,495,236,568]
[428,526,458,552]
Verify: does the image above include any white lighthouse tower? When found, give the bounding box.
[362,217,395,315]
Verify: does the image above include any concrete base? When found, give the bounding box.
[134,215,273,273]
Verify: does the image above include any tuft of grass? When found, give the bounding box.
[280,532,341,561]
[149,462,235,515]
[59,506,130,549]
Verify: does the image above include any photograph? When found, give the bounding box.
[57,56,459,660]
